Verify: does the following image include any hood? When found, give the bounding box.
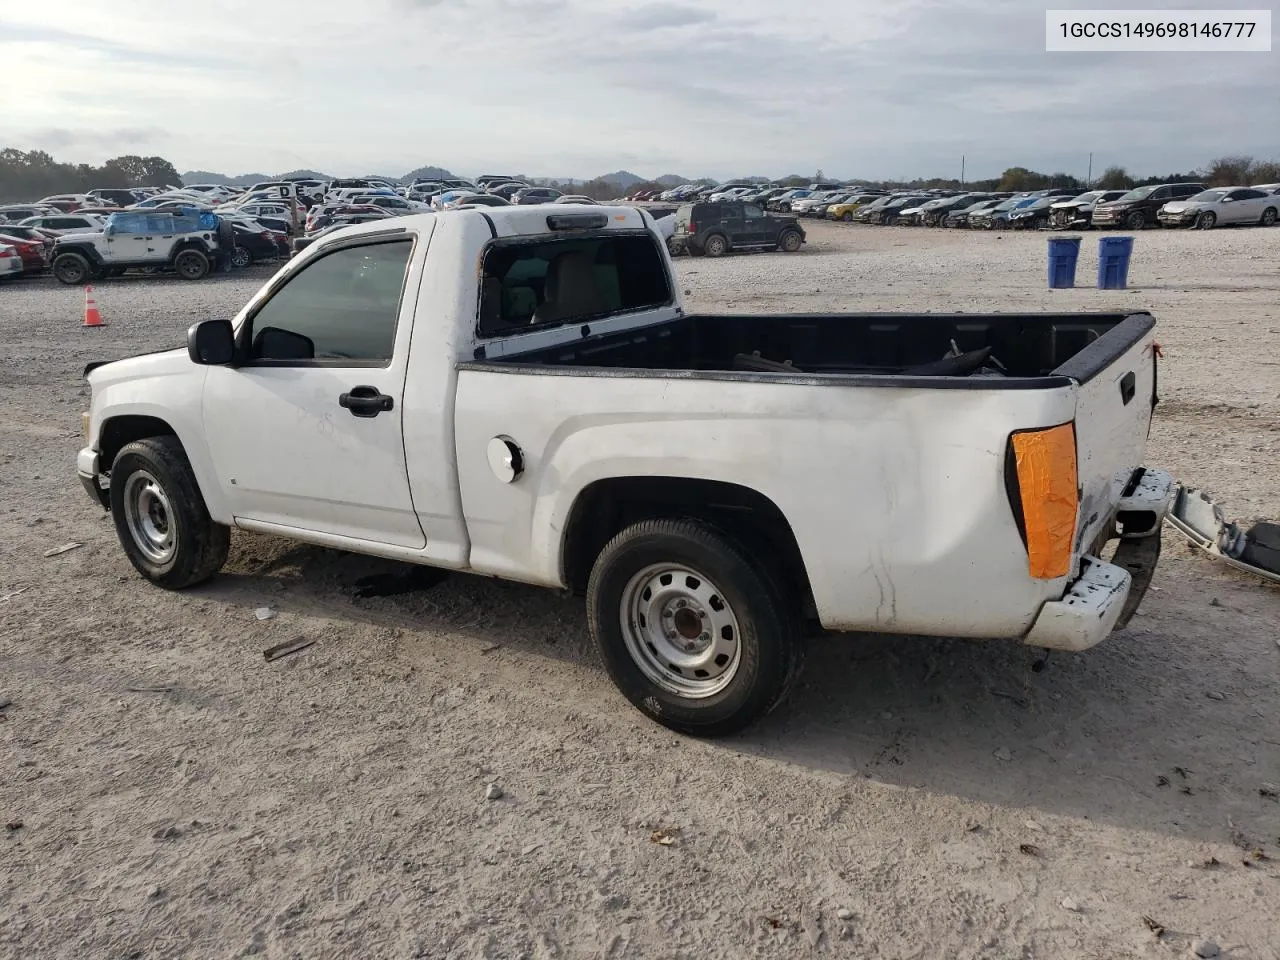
[86,346,191,385]
[1161,201,1202,213]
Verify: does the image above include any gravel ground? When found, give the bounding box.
[2,223,1278,959]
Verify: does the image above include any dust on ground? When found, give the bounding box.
[2,221,1278,959]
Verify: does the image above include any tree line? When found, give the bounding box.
[0,149,182,203]
[4,147,1278,205]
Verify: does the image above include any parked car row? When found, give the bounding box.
[814,182,1280,231]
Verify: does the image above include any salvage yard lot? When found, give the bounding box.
[2,221,1278,958]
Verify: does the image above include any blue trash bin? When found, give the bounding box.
[1097,236,1134,289]
[1046,236,1081,289]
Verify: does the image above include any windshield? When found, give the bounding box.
[1186,189,1226,202]
[993,198,1021,211]
[1116,186,1156,201]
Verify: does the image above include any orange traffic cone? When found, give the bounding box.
[83,286,105,328]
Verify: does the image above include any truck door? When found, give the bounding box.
[201,231,429,548]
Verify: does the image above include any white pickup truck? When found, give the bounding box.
[77,205,1174,735]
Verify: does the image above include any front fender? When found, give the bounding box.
[89,363,226,521]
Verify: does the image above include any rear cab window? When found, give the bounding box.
[478,232,672,337]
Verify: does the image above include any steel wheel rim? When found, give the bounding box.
[620,563,742,699]
[123,470,176,564]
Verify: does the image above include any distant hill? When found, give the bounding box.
[278,169,333,181]
[402,165,456,183]
[181,170,273,186]
[597,170,646,190]
[182,166,699,189]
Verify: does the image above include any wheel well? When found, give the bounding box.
[171,241,209,261]
[55,244,100,266]
[562,477,814,612]
[99,416,178,471]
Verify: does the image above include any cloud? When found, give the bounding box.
[0,0,1275,181]
[616,4,716,30]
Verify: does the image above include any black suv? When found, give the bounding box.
[673,201,805,257]
[1091,182,1206,230]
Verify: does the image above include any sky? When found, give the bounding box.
[2,0,1277,182]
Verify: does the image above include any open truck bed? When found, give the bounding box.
[487,311,1156,387]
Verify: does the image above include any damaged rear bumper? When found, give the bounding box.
[1023,467,1175,652]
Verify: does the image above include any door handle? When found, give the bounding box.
[339,385,394,418]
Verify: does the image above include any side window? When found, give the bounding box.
[248,239,412,364]
[1173,185,1198,198]
[1148,187,1170,200]
[478,233,672,336]
[112,213,147,234]
[743,204,764,218]
[1236,189,1265,200]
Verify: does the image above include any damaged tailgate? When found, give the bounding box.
[1053,313,1160,566]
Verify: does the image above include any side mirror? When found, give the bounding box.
[187,318,235,365]
[1221,197,1234,203]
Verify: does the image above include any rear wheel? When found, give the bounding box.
[1124,210,1146,230]
[174,249,210,280]
[702,234,728,258]
[1261,207,1278,227]
[779,230,803,253]
[587,518,803,736]
[1196,211,1217,230]
[52,252,90,285]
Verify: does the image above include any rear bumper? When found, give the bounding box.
[1023,467,1174,652]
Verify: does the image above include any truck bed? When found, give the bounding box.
[485,311,1155,387]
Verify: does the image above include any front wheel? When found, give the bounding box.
[230,246,252,268]
[841,211,853,222]
[778,230,803,253]
[1196,211,1216,230]
[587,519,803,736]
[110,436,230,589]
[1124,210,1146,230]
[52,252,90,285]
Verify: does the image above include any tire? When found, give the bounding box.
[779,230,803,253]
[1124,210,1146,230]
[841,211,853,222]
[174,249,210,281]
[1196,211,1216,230]
[586,518,804,737]
[230,246,252,268]
[110,436,230,590]
[702,234,728,258]
[1261,207,1278,227]
[52,252,90,285]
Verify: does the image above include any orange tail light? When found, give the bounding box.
[1009,423,1078,579]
